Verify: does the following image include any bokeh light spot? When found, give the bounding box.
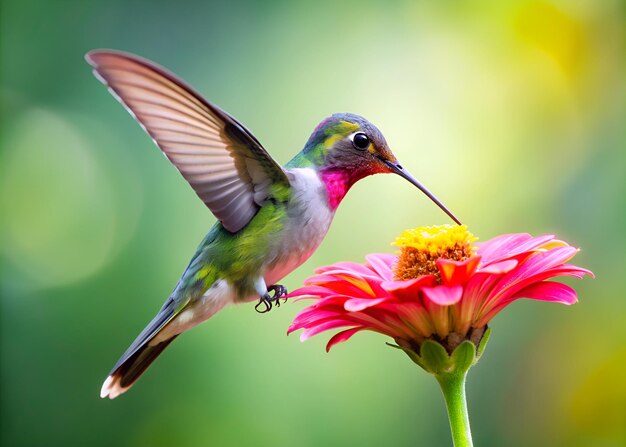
[1,109,119,288]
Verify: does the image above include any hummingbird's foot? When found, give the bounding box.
[255,284,288,313]
[268,284,289,307]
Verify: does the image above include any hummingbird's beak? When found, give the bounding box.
[380,158,462,225]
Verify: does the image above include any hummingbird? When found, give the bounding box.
[86,50,461,399]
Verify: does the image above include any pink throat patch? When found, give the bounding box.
[319,169,357,211]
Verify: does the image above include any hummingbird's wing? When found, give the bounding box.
[86,50,290,233]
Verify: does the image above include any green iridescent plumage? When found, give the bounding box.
[186,203,288,295]
[286,119,359,168]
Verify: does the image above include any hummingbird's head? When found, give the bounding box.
[302,113,394,176]
[302,113,461,224]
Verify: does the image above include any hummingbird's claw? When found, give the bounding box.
[269,284,289,306]
[255,284,288,313]
[255,298,271,313]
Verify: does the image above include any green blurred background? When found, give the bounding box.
[1,0,624,446]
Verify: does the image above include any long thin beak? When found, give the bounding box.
[381,159,462,225]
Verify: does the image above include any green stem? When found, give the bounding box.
[435,372,473,447]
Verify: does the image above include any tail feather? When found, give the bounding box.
[100,336,178,399]
[100,296,182,399]
[100,279,232,399]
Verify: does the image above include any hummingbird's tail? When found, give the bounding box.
[100,296,181,399]
[100,279,232,399]
[101,336,178,399]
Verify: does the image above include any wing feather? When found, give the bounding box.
[86,50,290,233]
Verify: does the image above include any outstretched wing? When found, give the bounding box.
[86,50,290,233]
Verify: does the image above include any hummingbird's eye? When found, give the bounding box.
[352,132,370,150]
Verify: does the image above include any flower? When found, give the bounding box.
[288,225,593,354]
[288,225,594,447]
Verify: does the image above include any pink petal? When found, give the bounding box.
[474,281,581,327]
[344,297,389,312]
[476,233,533,263]
[479,259,518,274]
[314,294,352,308]
[365,253,396,280]
[287,285,336,299]
[306,274,374,297]
[422,285,463,305]
[463,271,502,305]
[316,262,378,278]
[312,269,384,297]
[289,309,347,331]
[381,275,438,301]
[489,246,580,300]
[437,256,480,285]
[326,327,363,351]
[391,302,434,337]
[559,264,595,279]
[454,275,494,335]
[483,266,590,314]
[315,261,363,274]
[478,233,557,265]
[505,234,558,252]
[335,274,377,296]
[300,319,356,341]
[511,281,579,304]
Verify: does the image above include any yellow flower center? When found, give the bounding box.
[393,224,478,280]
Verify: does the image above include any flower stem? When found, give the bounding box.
[435,371,473,447]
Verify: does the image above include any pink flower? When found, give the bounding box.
[288,226,593,353]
